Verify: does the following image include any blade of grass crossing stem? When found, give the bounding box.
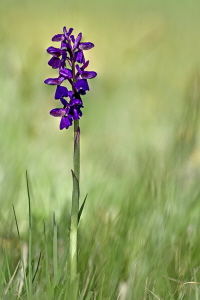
[43,220,51,293]
[4,261,20,295]
[32,251,41,283]
[53,212,58,284]
[78,194,88,224]
[26,171,33,297]
[12,204,29,297]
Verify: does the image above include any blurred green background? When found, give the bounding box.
[1,0,200,216]
[1,0,200,297]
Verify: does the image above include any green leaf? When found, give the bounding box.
[78,194,88,224]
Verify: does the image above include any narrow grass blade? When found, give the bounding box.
[78,194,88,224]
[43,220,51,295]
[26,170,32,230]
[12,204,29,298]
[84,291,93,300]
[32,251,41,283]
[26,171,33,297]
[4,261,20,295]
[53,211,58,282]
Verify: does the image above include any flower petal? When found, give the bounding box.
[81,71,97,79]
[52,34,65,42]
[74,79,89,91]
[74,50,85,64]
[79,42,94,50]
[46,46,62,57]
[75,64,82,75]
[68,28,74,36]
[68,107,82,120]
[60,116,73,130]
[60,68,72,79]
[50,108,67,117]
[55,86,68,99]
[60,98,68,106]
[48,57,61,69]
[70,98,83,106]
[73,33,82,50]
[60,51,67,68]
[70,35,75,43]
[82,60,89,70]
[44,77,65,85]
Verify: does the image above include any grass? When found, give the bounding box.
[1,0,200,299]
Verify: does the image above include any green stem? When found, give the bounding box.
[69,119,80,283]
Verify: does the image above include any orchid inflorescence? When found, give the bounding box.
[44,26,97,130]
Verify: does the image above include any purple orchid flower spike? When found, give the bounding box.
[44,26,97,284]
[44,26,97,130]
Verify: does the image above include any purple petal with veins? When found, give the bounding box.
[81,71,97,79]
[50,108,67,117]
[73,33,82,50]
[60,68,72,78]
[79,42,94,50]
[52,34,65,42]
[44,77,65,85]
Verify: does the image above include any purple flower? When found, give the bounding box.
[60,116,73,129]
[48,57,61,69]
[74,79,89,93]
[55,85,68,99]
[44,26,97,130]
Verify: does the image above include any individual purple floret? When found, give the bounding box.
[44,26,97,130]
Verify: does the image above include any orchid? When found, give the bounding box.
[44,26,97,130]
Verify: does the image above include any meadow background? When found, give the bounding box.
[1,0,200,299]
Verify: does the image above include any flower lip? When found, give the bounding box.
[60,115,73,129]
[74,79,90,91]
[48,57,61,69]
[55,85,68,99]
